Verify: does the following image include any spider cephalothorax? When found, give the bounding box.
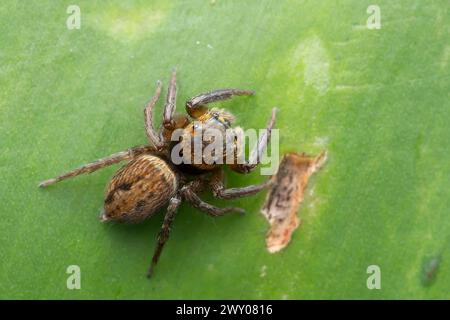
[39,69,277,277]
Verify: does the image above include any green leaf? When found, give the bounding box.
[1,0,448,299]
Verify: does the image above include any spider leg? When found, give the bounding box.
[144,80,165,148]
[162,69,177,130]
[182,184,245,216]
[230,107,277,174]
[147,195,181,278]
[38,145,155,188]
[210,168,273,200]
[186,88,254,118]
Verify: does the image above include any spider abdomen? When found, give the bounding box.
[102,154,178,223]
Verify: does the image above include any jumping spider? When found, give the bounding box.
[39,70,277,277]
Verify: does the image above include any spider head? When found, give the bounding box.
[174,108,237,170]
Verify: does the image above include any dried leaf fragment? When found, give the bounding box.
[261,151,327,253]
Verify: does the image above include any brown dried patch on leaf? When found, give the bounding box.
[261,151,327,253]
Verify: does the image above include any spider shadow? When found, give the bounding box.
[99,201,213,251]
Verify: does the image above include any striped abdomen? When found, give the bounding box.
[102,154,178,223]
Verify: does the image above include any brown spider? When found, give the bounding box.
[39,69,277,277]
